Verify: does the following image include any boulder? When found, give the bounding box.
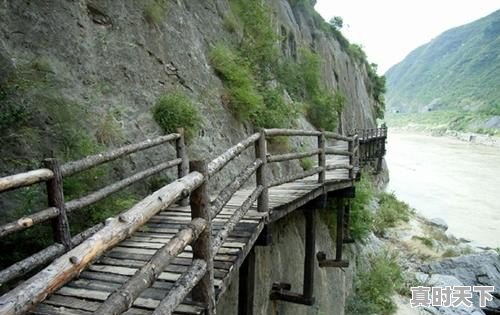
[418,253,500,310]
[428,218,448,231]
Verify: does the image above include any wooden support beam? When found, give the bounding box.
[303,210,315,302]
[348,136,354,179]
[269,210,316,306]
[238,248,255,315]
[190,160,216,315]
[176,128,189,206]
[255,131,268,213]
[255,225,272,246]
[335,198,344,262]
[151,259,207,315]
[94,218,207,315]
[316,252,349,268]
[0,169,53,193]
[43,158,72,251]
[317,132,325,184]
[316,199,350,269]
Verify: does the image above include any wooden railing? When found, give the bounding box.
[0,126,386,315]
[0,129,188,286]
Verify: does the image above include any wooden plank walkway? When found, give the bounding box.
[30,150,352,314]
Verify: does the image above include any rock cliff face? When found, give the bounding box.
[0,0,378,182]
[0,0,382,313]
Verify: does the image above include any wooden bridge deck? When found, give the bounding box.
[30,155,351,315]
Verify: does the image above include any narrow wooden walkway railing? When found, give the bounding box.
[0,126,387,315]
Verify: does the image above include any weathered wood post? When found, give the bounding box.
[43,158,72,251]
[189,160,215,314]
[176,128,189,206]
[255,130,268,213]
[238,248,255,315]
[317,131,326,184]
[303,210,315,304]
[347,134,354,180]
[335,198,344,262]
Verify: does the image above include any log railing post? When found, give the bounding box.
[189,160,215,314]
[43,158,72,251]
[176,128,189,206]
[255,130,268,213]
[317,132,326,184]
[347,134,354,180]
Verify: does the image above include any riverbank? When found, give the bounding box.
[384,112,500,148]
[388,126,500,148]
[384,210,499,315]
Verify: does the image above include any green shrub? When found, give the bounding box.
[300,157,314,171]
[229,0,279,79]
[373,192,412,235]
[223,12,240,33]
[152,90,200,140]
[349,174,375,240]
[210,44,263,121]
[346,250,403,315]
[144,0,168,24]
[254,87,299,128]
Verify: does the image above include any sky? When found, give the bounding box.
[315,0,499,74]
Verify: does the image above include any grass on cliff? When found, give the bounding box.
[373,192,413,235]
[0,58,150,272]
[346,250,403,315]
[152,90,201,141]
[144,0,168,25]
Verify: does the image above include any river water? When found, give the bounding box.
[385,132,500,248]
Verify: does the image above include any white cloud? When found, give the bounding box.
[314,0,499,74]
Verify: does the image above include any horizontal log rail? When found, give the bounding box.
[325,164,353,171]
[0,171,204,315]
[264,128,322,137]
[212,185,263,253]
[269,167,324,188]
[94,217,207,315]
[210,159,262,218]
[60,133,180,177]
[0,223,104,286]
[0,125,389,315]
[151,259,207,315]
[207,133,260,177]
[323,131,353,142]
[325,148,353,156]
[0,207,59,238]
[267,149,321,163]
[0,169,54,193]
[66,158,182,212]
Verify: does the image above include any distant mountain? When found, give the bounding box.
[385,10,500,115]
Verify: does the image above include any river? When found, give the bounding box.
[385,132,500,249]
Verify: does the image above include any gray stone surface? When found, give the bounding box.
[418,253,500,310]
[428,218,448,231]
